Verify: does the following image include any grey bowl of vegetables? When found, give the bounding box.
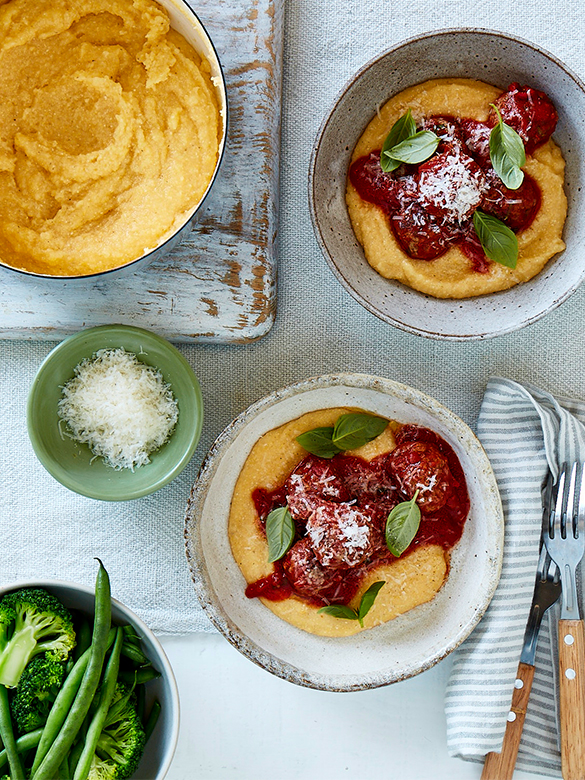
[0,561,179,779]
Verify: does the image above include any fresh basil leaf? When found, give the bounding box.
[489,104,526,190]
[317,582,386,627]
[317,605,359,621]
[266,506,295,563]
[384,130,439,166]
[473,209,518,269]
[357,581,385,627]
[385,491,421,557]
[332,413,388,451]
[296,427,340,459]
[380,109,417,172]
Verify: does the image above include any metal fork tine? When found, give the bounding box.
[546,552,560,583]
[577,463,585,539]
[535,544,547,581]
[564,462,577,539]
[535,545,558,582]
[552,465,567,539]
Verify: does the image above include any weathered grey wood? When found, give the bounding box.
[0,0,282,344]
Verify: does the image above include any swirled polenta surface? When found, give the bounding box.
[0,0,221,275]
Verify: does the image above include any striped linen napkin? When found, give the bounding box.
[445,377,585,778]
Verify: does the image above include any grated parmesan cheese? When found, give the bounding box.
[58,348,179,471]
[418,149,485,223]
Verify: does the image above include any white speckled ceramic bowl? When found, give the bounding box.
[184,374,504,691]
[309,29,585,340]
[0,579,180,779]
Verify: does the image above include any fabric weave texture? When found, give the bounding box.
[1,0,585,646]
[446,377,585,778]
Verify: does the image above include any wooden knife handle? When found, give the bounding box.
[481,662,535,780]
[558,619,585,780]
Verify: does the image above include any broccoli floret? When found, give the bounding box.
[89,683,146,780]
[0,588,76,688]
[10,653,66,734]
[0,605,15,645]
[88,757,118,780]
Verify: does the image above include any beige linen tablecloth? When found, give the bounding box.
[1,0,585,642]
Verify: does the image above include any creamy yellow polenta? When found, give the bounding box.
[229,408,448,637]
[0,0,221,275]
[346,79,567,298]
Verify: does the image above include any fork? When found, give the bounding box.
[481,544,561,780]
[544,461,585,780]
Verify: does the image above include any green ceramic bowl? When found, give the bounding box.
[27,324,203,501]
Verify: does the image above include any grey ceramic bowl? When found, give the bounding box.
[185,374,504,691]
[3,0,227,281]
[0,579,180,779]
[309,29,585,340]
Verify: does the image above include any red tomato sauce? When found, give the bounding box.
[246,424,470,607]
[348,84,557,269]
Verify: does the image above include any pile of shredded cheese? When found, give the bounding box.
[418,150,485,223]
[58,348,179,471]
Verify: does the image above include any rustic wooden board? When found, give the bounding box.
[0,0,282,344]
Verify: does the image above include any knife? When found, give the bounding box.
[482,474,561,780]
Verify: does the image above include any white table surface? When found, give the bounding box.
[159,633,540,780]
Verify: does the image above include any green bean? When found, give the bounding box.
[118,666,161,686]
[68,736,84,778]
[121,641,149,666]
[0,685,24,780]
[144,700,161,744]
[58,755,70,779]
[30,654,91,776]
[31,560,112,780]
[121,625,141,646]
[73,627,123,780]
[73,619,92,663]
[0,728,43,769]
[69,705,91,775]
[30,628,115,777]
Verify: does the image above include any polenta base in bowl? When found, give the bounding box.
[229,408,469,637]
[346,78,567,298]
[0,0,222,276]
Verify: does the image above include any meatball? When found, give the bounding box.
[489,83,558,155]
[305,500,381,569]
[285,455,349,521]
[417,150,486,225]
[389,441,453,513]
[421,115,467,156]
[391,199,459,260]
[481,168,541,231]
[348,151,399,212]
[335,453,391,495]
[459,118,492,167]
[282,538,343,599]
